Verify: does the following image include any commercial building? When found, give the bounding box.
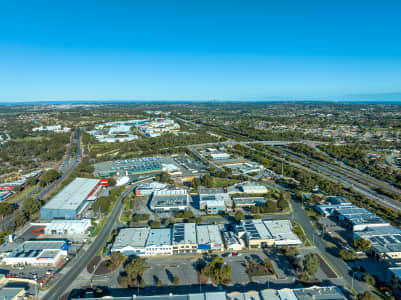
[145,228,173,256]
[354,225,401,261]
[263,220,302,246]
[44,219,92,236]
[333,206,389,231]
[172,223,197,254]
[210,153,231,160]
[239,184,268,194]
[150,189,190,212]
[196,225,224,252]
[0,286,26,300]
[233,197,266,208]
[199,188,232,213]
[386,267,401,296]
[70,287,346,300]
[222,231,243,251]
[1,240,69,266]
[0,190,13,202]
[223,162,264,175]
[314,203,354,217]
[111,227,150,256]
[0,180,26,191]
[135,181,168,196]
[40,178,106,220]
[236,220,274,248]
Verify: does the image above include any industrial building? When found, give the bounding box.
[150,189,190,212]
[145,228,173,256]
[354,225,401,261]
[263,220,302,246]
[236,220,274,248]
[333,206,389,231]
[70,287,346,300]
[222,231,243,251]
[223,161,264,175]
[0,179,25,191]
[196,225,224,252]
[1,240,69,266]
[386,267,401,297]
[0,190,13,202]
[239,184,268,194]
[111,227,150,256]
[210,153,231,160]
[172,223,197,254]
[199,188,232,213]
[40,178,107,220]
[44,219,92,236]
[314,203,354,217]
[135,181,168,196]
[233,197,266,208]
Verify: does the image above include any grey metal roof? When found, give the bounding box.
[112,228,150,250]
[172,223,197,245]
[146,228,172,247]
[196,225,223,245]
[41,177,100,211]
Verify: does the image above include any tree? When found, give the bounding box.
[0,203,14,218]
[278,191,289,210]
[234,211,245,222]
[13,210,28,228]
[357,291,376,300]
[108,252,125,270]
[139,279,146,288]
[201,174,213,188]
[303,253,320,276]
[125,258,148,285]
[363,273,376,286]
[107,177,117,187]
[39,169,61,187]
[149,219,161,229]
[338,249,356,261]
[157,172,171,183]
[299,271,309,282]
[22,197,42,218]
[191,178,201,189]
[263,258,274,273]
[157,279,162,287]
[173,275,179,286]
[354,237,371,252]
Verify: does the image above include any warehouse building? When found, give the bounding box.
[150,189,190,212]
[40,178,106,220]
[196,225,224,252]
[334,207,389,231]
[222,231,243,251]
[135,181,168,196]
[233,197,266,208]
[172,223,197,254]
[0,190,13,202]
[263,220,302,246]
[236,220,274,248]
[199,188,232,213]
[1,240,69,266]
[44,219,92,236]
[0,179,26,191]
[239,184,268,194]
[210,153,231,160]
[354,225,401,261]
[111,227,150,256]
[145,228,173,256]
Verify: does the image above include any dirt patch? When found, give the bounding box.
[87,256,101,274]
[94,260,119,275]
[318,255,337,279]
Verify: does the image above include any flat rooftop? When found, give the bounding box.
[112,228,150,250]
[239,220,272,240]
[146,228,172,247]
[263,220,301,244]
[197,225,223,245]
[41,178,100,211]
[355,225,401,253]
[151,190,189,208]
[172,223,197,245]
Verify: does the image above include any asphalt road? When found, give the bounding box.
[44,178,153,300]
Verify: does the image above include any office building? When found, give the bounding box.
[263,220,302,246]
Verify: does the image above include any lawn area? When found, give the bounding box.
[212,177,240,188]
[91,217,107,237]
[291,221,307,244]
[7,184,39,203]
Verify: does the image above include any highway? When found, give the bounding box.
[275,148,401,212]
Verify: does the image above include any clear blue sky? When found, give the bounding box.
[1,0,401,101]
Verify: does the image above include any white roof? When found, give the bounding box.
[197,225,223,245]
[263,220,302,245]
[146,228,172,247]
[42,178,100,211]
[112,228,150,250]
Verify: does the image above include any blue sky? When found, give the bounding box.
[1,0,401,101]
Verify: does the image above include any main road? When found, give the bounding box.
[44,178,152,300]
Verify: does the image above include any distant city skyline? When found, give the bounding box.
[1,1,401,102]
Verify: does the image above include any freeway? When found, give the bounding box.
[44,178,153,300]
[276,148,401,212]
